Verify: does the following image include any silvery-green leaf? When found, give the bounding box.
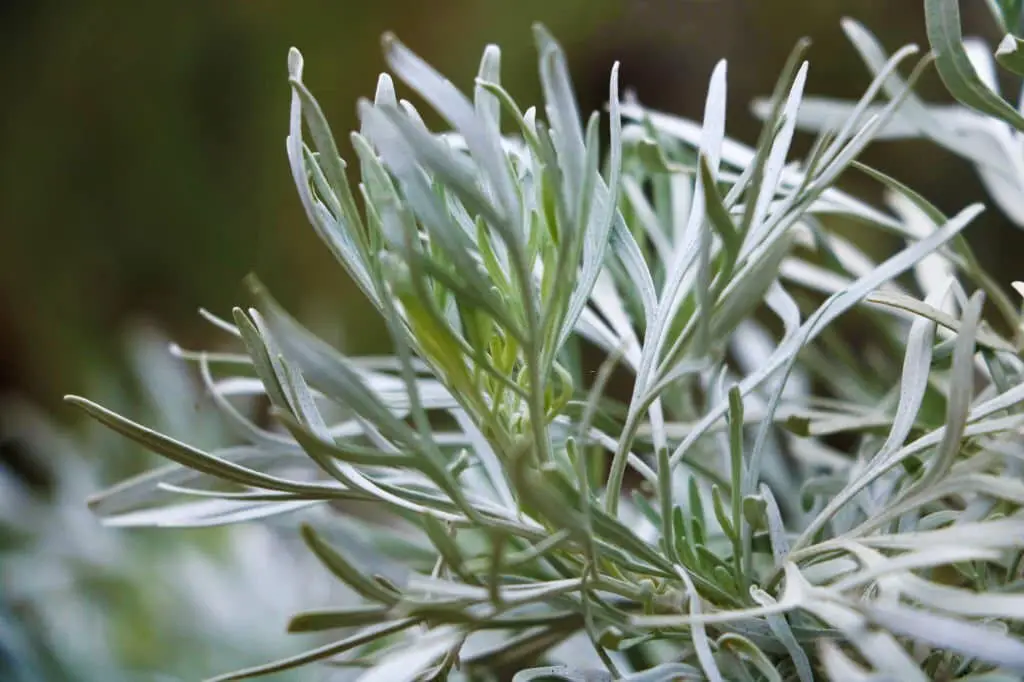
[475,45,501,132]
[752,97,947,140]
[997,34,1024,77]
[670,202,983,469]
[450,408,516,510]
[301,524,400,606]
[86,446,300,516]
[287,605,393,633]
[874,286,943,456]
[855,161,1021,328]
[204,618,418,681]
[358,100,518,296]
[715,633,782,682]
[248,280,421,450]
[286,50,377,305]
[607,212,657,324]
[534,24,586,226]
[65,396,347,498]
[817,639,876,681]
[198,356,299,451]
[860,516,1024,551]
[621,663,704,681]
[353,626,462,682]
[908,290,983,492]
[749,587,813,682]
[829,545,1000,593]
[556,61,624,353]
[926,0,1024,132]
[785,568,927,682]
[101,498,323,529]
[860,602,1024,672]
[988,0,1024,32]
[710,233,794,342]
[675,568,724,682]
[742,62,807,254]
[867,290,1013,353]
[840,19,956,145]
[231,308,292,412]
[383,35,520,232]
[620,104,905,232]
[512,665,613,682]
[894,573,1024,620]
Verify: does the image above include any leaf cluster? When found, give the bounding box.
[65,10,1024,681]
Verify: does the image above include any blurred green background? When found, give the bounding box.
[2,1,1023,678]
[1,0,1016,411]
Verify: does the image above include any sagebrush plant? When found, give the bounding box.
[65,2,1024,679]
[1,328,350,681]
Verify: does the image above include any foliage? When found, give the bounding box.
[66,8,1024,680]
[0,328,350,681]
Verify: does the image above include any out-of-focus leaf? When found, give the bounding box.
[996,33,1024,76]
[926,0,1024,131]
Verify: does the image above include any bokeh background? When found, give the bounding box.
[0,0,1020,678]
[2,0,1014,408]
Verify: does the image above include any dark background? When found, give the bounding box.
[0,0,1012,409]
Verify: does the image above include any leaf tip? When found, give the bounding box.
[287,47,303,80]
[532,22,559,54]
[997,33,1019,57]
[374,73,397,107]
[749,97,771,120]
[243,274,269,301]
[285,615,308,633]
[299,522,319,546]
[381,31,400,58]
[839,16,863,34]
[481,43,501,67]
